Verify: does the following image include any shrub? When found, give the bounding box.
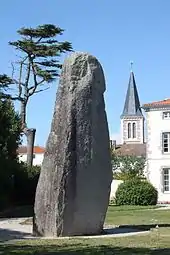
[115,178,158,206]
[0,98,22,210]
[112,154,146,181]
[109,198,115,206]
[13,163,41,206]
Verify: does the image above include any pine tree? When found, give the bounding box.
[8,24,73,166]
[0,74,13,98]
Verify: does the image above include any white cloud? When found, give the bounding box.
[110,132,121,144]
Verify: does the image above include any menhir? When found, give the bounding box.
[33,52,112,237]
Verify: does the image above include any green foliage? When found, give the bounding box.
[112,153,146,180]
[13,163,41,206]
[109,199,115,206]
[9,23,73,106]
[8,24,73,166]
[0,99,22,159]
[0,74,13,98]
[0,97,22,209]
[0,74,13,87]
[115,178,158,206]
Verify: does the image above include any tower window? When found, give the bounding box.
[132,122,136,138]
[128,123,131,138]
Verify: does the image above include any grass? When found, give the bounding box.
[1,205,170,254]
[19,204,169,227]
[105,205,170,226]
[1,229,170,254]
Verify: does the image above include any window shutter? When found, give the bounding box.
[160,169,164,193]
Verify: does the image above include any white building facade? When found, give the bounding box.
[110,70,146,200]
[18,146,45,166]
[143,99,170,203]
[111,70,170,204]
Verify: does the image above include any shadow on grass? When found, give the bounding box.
[0,244,170,255]
[120,223,170,231]
[104,227,149,235]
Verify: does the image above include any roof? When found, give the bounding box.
[143,98,170,109]
[113,143,146,157]
[18,144,146,157]
[18,146,45,154]
[121,72,143,118]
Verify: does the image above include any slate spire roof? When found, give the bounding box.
[121,71,143,118]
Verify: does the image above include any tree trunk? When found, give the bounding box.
[20,100,36,167]
[20,100,26,127]
[26,128,36,167]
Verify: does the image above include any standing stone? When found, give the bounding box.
[33,52,112,237]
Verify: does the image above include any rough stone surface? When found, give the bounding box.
[33,52,112,237]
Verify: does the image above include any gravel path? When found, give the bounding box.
[1,205,170,243]
[0,218,150,243]
[0,218,33,243]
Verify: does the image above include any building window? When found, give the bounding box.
[163,168,170,192]
[128,123,131,138]
[163,112,170,119]
[33,154,36,159]
[132,122,136,138]
[162,132,170,153]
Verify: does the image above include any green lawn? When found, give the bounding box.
[105,205,170,226]
[20,204,170,227]
[1,230,170,254]
[0,205,170,254]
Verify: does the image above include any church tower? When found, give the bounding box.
[120,70,144,144]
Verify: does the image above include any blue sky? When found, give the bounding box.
[1,0,170,145]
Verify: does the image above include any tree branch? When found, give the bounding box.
[36,36,43,44]
[10,96,23,101]
[29,60,38,96]
[27,57,48,97]
[24,61,31,100]
[18,56,28,98]
[11,62,15,79]
[18,61,23,98]
[33,86,50,94]
[28,78,46,97]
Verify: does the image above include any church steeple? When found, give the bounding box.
[121,71,143,118]
[120,69,144,144]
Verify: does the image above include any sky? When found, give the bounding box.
[1,0,170,146]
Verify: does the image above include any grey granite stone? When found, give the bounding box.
[33,52,112,237]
